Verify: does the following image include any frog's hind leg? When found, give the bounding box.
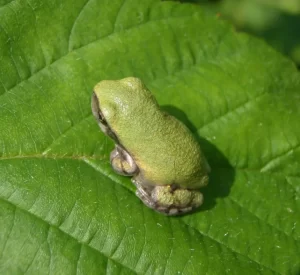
[132,176,203,215]
[149,185,203,216]
[153,185,203,215]
[110,145,138,176]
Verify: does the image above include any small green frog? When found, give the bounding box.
[91,77,210,215]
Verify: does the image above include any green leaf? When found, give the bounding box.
[215,0,300,66]
[222,0,300,15]
[0,0,300,274]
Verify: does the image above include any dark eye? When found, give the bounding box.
[92,92,107,124]
[97,110,107,125]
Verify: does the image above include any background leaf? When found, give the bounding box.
[0,0,300,274]
[175,0,300,67]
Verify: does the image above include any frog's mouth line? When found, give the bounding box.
[91,92,120,144]
[91,92,106,123]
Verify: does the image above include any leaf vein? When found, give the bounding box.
[229,195,299,241]
[180,220,280,274]
[113,0,127,32]
[68,0,91,51]
[82,160,282,274]
[285,176,300,195]
[198,92,267,132]
[0,198,138,274]
[134,206,147,272]
[0,206,16,259]
[1,14,195,97]
[260,144,300,173]
[162,219,174,275]
[25,0,46,69]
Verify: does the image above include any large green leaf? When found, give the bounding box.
[1,0,300,274]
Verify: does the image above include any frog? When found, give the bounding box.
[91,77,210,215]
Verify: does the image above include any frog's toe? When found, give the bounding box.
[151,186,203,216]
[156,206,194,216]
[135,184,203,215]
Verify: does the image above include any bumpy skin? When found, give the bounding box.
[92,77,210,215]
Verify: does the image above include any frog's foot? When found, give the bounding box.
[134,183,203,216]
[110,145,138,176]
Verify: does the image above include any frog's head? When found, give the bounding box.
[91,77,148,143]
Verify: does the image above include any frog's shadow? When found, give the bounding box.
[161,105,235,213]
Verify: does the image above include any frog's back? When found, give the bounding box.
[114,85,208,188]
[100,77,209,188]
[126,111,209,188]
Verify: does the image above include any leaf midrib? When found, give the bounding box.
[0,153,299,177]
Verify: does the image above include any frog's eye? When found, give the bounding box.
[91,92,107,125]
[97,109,107,125]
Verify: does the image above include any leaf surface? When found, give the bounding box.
[0,0,300,274]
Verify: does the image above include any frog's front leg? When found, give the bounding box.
[133,179,203,215]
[110,145,138,176]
